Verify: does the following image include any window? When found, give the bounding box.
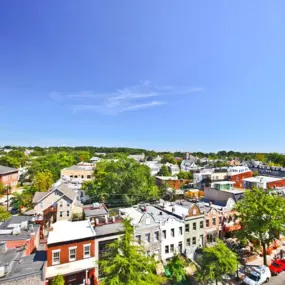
[69,247,76,261]
[67,211,70,217]
[162,230,166,239]
[74,175,78,178]
[170,244,174,253]
[192,237,196,245]
[185,224,189,232]
[165,245,169,254]
[68,274,76,282]
[212,218,216,225]
[179,227,183,235]
[186,238,191,246]
[87,175,91,179]
[136,235,141,244]
[67,202,70,207]
[52,250,60,265]
[40,202,43,208]
[81,175,84,179]
[206,219,209,227]
[84,244,91,258]
[145,217,150,225]
[219,216,222,224]
[193,222,196,230]
[171,228,175,237]
[154,231,159,241]
[147,250,151,256]
[200,221,204,229]
[59,202,63,207]
[60,211,63,217]
[145,233,151,243]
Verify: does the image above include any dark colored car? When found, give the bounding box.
[269,260,285,275]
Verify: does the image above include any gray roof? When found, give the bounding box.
[56,183,77,201]
[0,165,18,175]
[84,207,108,217]
[95,222,124,237]
[0,250,45,284]
[32,192,47,204]
[63,165,93,171]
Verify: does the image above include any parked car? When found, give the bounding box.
[243,266,271,285]
[269,260,285,275]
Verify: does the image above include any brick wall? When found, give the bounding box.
[0,171,19,188]
[229,171,253,188]
[267,179,285,189]
[47,239,95,266]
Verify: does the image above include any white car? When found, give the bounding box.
[243,266,271,285]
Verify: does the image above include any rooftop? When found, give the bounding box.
[62,165,94,171]
[0,248,45,283]
[243,176,283,183]
[0,165,18,175]
[47,220,95,245]
[83,204,108,217]
[155,176,179,180]
[94,221,124,237]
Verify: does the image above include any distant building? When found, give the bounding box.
[61,164,94,181]
[45,220,96,284]
[165,163,180,175]
[204,181,245,203]
[243,176,285,190]
[0,165,19,188]
[180,160,198,172]
[128,153,145,162]
[155,176,191,190]
[83,203,109,226]
[227,166,253,188]
[193,169,228,190]
[90,157,101,164]
[143,161,162,176]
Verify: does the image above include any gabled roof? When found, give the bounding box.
[0,165,18,174]
[32,192,48,204]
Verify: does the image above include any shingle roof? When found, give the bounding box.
[32,192,47,204]
[0,165,18,175]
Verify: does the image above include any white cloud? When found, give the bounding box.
[49,81,203,115]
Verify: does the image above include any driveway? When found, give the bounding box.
[267,271,285,285]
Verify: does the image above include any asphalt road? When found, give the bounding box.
[267,271,285,285]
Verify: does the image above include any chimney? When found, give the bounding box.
[159,211,163,215]
[112,216,115,223]
[172,207,175,213]
[95,218,99,225]
[105,216,108,224]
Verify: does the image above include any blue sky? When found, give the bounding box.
[0,1,285,152]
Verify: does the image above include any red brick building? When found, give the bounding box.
[155,176,191,190]
[45,220,97,285]
[0,165,19,188]
[227,166,253,188]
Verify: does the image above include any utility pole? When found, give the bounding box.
[6,185,9,211]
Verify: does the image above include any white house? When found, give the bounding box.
[165,163,180,175]
[143,161,162,176]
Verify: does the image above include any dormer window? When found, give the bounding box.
[145,217,150,225]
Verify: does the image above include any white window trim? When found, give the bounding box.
[69,247,77,261]
[83,244,91,258]
[52,249,61,265]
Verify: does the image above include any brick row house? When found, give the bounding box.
[45,220,97,285]
[0,165,19,188]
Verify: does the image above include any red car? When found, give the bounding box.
[269,260,285,275]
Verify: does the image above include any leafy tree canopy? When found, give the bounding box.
[85,158,158,205]
[33,170,53,192]
[100,219,165,285]
[196,239,238,285]
[235,188,285,265]
[157,165,171,176]
[0,207,11,222]
[166,254,187,283]
[161,154,177,165]
[177,171,193,180]
[51,275,65,285]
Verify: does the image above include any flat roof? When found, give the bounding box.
[155,176,178,180]
[213,181,235,185]
[94,222,124,237]
[243,176,282,183]
[47,220,95,245]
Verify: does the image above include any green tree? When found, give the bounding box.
[33,171,53,192]
[10,186,36,211]
[157,165,171,176]
[161,154,177,164]
[86,158,158,204]
[0,182,5,197]
[0,207,11,222]
[196,239,238,285]
[51,275,65,285]
[177,171,193,180]
[252,170,259,177]
[100,219,165,285]
[166,254,187,284]
[235,188,285,265]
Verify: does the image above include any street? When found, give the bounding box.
[267,271,285,285]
